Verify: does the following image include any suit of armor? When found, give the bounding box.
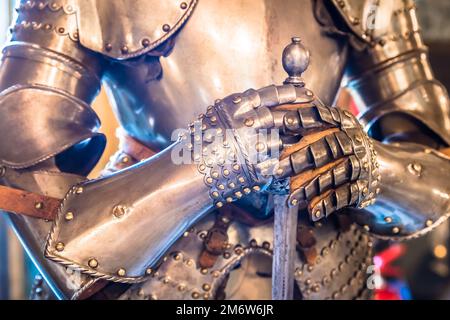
[1,0,450,300]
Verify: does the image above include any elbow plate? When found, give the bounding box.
[0,84,105,169]
[351,141,450,240]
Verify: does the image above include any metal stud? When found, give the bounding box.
[142,38,150,48]
[180,2,188,9]
[88,258,98,269]
[112,205,127,218]
[35,202,44,210]
[65,211,74,221]
[384,217,392,223]
[117,268,126,277]
[145,268,153,275]
[233,96,242,104]
[75,187,83,194]
[244,118,254,127]
[55,242,65,252]
[121,45,129,54]
[162,24,171,32]
[426,219,433,227]
[202,283,211,291]
[392,227,400,234]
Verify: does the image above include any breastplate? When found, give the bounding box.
[103,0,349,149]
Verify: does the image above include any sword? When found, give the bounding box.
[271,37,310,300]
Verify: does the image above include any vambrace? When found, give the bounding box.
[350,141,450,240]
[341,0,450,145]
[43,84,313,283]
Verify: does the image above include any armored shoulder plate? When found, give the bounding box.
[330,0,414,44]
[74,0,198,59]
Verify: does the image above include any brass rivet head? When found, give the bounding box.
[145,268,153,275]
[201,268,208,275]
[35,202,44,210]
[426,219,433,227]
[202,283,211,291]
[75,187,83,194]
[191,292,200,299]
[55,242,65,252]
[112,205,127,218]
[233,96,242,104]
[216,202,223,208]
[244,118,255,127]
[121,45,129,54]
[65,211,74,221]
[88,258,98,269]
[117,268,126,277]
[291,199,298,206]
[253,186,261,192]
[392,227,400,234]
[180,2,188,10]
[162,24,170,32]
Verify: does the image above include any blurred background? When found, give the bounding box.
[0,0,450,299]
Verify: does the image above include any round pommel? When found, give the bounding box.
[282,37,310,86]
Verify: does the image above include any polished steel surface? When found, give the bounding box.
[76,0,198,59]
[103,0,348,150]
[352,142,450,240]
[46,144,213,282]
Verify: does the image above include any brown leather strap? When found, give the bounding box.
[199,207,233,269]
[0,185,60,220]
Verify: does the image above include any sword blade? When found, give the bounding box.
[272,194,298,300]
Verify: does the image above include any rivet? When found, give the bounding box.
[88,258,98,269]
[202,283,211,291]
[305,90,314,97]
[211,191,219,198]
[228,182,236,188]
[392,227,400,234]
[223,169,230,176]
[191,291,200,299]
[426,219,433,227]
[58,27,65,33]
[178,284,186,291]
[223,252,231,259]
[35,202,44,210]
[253,186,261,192]
[201,268,208,274]
[384,217,392,223]
[235,191,243,199]
[244,118,255,127]
[75,187,83,194]
[180,2,188,9]
[291,199,298,206]
[65,211,74,221]
[226,197,233,203]
[145,268,153,275]
[162,24,170,32]
[211,171,219,179]
[55,242,65,252]
[238,177,245,183]
[121,45,129,54]
[117,268,126,277]
[218,184,225,190]
[314,209,321,219]
[112,205,127,218]
[243,188,251,194]
[141,38,150,47]
[233,96,242,104]
[122,156,130,163]
[255,142,266,152]
[216,202,223,208]
[363,225,370,232]
[206,177,213,184]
